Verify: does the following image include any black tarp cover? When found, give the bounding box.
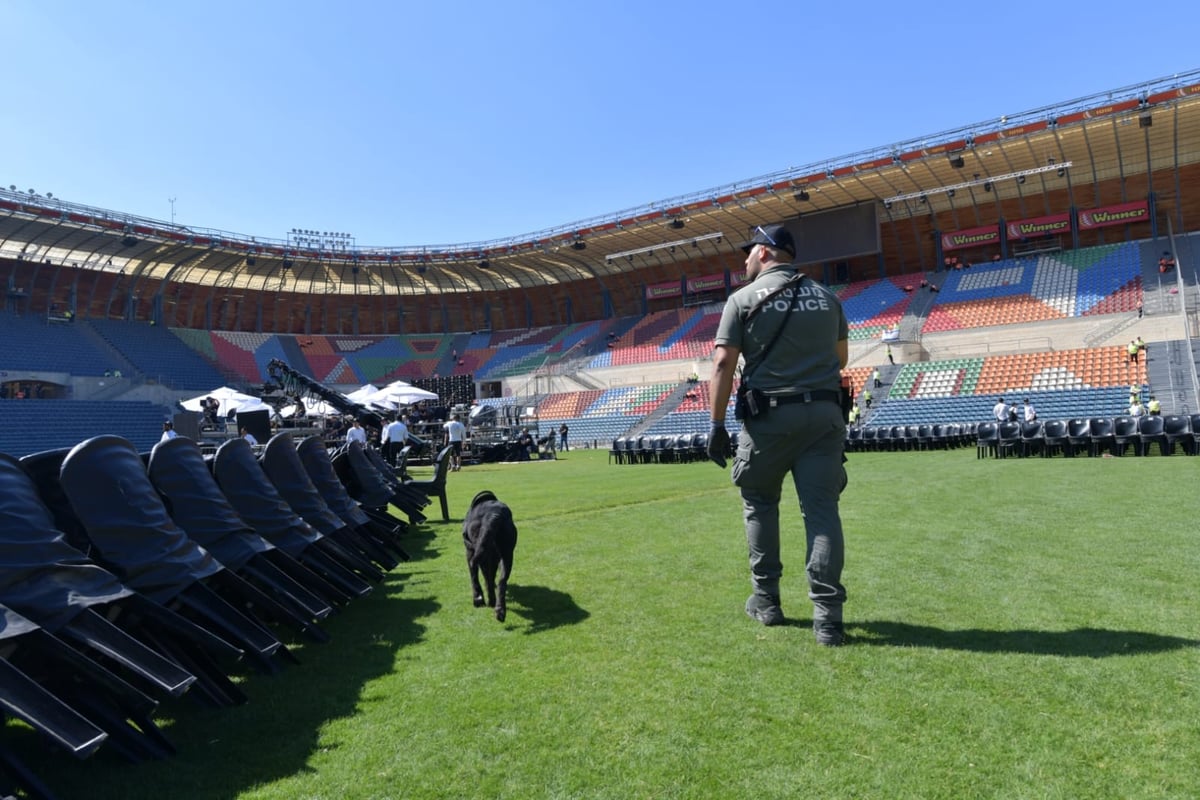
[359,441,435,520]
[337,441,396,508]
[0,603,44,640]
[147,437,272,571]
[259,432,346,535]
[18,447,94,555]
[211,437,322,558]
[58,436,222,603]
[296,436,372,528]
[0,454,133,631]
[363,445,406,492]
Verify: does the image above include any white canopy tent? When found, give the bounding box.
[366,380,438,409]
[344,384,381,403]
[180,386,270,416]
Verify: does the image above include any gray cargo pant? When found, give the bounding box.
[730,401,847,624]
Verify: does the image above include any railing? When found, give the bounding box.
[1011,238,1063,256]
[1083,315,1139,348]
[4,69,1197,255]
[927,336,1053,360]
[1166,219,1200,411]
[848,339,885,368]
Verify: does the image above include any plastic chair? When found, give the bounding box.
[996,421,1023,458]
[859,426,877,450]
[1160,415,1192,456]
[1019,420,1044,457]
[873,425,892,452]
[1111,416,1140,456]
[57,436,290,675]
[1137,415,1167,456]
[150,437,338,637]
[1041,419,1069,457]
[1088,417,1116,457]
[350,442,431,525]
[975,421,998,459]
[213,438,371,601]
[403,445,454,522]
[916,424,934,451]
[905,425,922,451]
[259,433,386,576]
[1066,419,1091,457]
[297,436,408,567]
[652,435,669,464]
[671,434,692,464]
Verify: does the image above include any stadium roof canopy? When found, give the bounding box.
[3,70,1199,297]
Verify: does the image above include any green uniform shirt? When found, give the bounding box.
[714,266,848,395]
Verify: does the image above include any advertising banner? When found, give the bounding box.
[941,225,1000,252]
[1007,213,1071,240]
[686,274,726,293]
[1077,201,1149,230]
[645,281,682,300]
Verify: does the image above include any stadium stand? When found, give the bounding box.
[87,319,227,389]
[0,399,164,457]
[921,244,1143,334]
[0,312,112,376]
[862,345,1147,427]
[836,276,919,340]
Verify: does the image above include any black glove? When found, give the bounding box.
[707,423,731,468]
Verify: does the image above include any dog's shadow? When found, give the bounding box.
[505,584,589,634]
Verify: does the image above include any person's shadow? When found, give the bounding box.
[505,584,588,634]
[846,620,1197,657]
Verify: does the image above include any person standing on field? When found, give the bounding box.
[707,223,850,647]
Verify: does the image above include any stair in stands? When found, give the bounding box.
[76,320,140,380]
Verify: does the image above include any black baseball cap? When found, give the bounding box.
[740,224,796,259]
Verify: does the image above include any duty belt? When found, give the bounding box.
[767,390,841,407]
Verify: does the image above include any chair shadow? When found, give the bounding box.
[396,523,440,560]
[13,592,440,800]
[849,620,1198,657]
[505,584,589,635]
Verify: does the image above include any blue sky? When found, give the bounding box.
[4,1,1196,248]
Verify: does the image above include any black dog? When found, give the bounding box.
[462,490,518,622]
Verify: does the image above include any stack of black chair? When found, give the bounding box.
[0,426,428,798]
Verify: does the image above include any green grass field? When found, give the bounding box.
[12,448,1200,799]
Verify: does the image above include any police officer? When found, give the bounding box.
[707,223,850,647]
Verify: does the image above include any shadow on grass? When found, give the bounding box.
[11,588,439,800]
[852,620,1198,657]
[397,522,440,560]
[506,584,589,634]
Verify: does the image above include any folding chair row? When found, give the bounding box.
[0,428,429,796]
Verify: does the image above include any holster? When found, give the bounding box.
[734,384,766,421]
